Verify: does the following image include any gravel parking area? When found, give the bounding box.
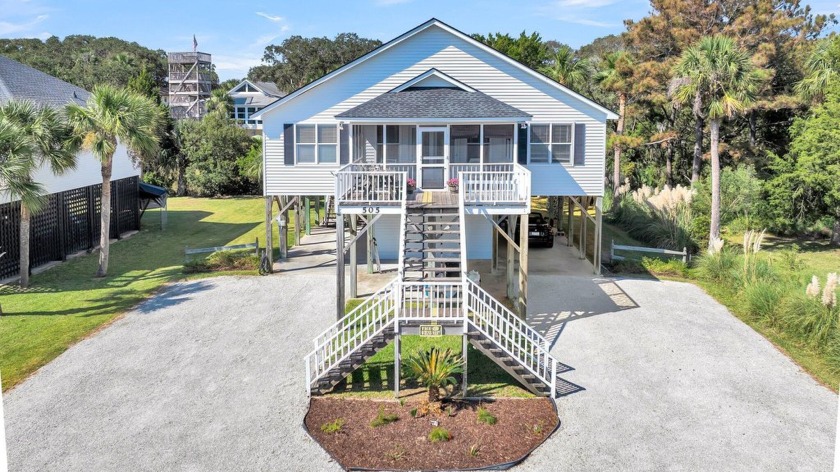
[4,275,343,472]
[4,271,837,471]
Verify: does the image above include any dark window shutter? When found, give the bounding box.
[339,125,350,165]
[517,125,528,165]
[574,123,586,166]
[283,124,294,165]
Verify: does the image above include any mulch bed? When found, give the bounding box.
[305,397,558,470]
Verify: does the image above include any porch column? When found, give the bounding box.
[595,196,603,275]
[280,196,289,259]
[566,197,574,247]
[367,215,375,274]
[579,197,587,260]
[462,327,469,397]
[506,215,518,301]
[518,212,529,318]
[304,197,311,235]
[491,216,499,275]
[294,196,302,246]
[314,196,321,225]
[394,329,401,398]
[349,216,358,299]
[264,196,273,271]
[336,214,345,320]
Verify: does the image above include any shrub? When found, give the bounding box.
[476,406,497,425]
[320,418,345,434]
[640,257,689,278]
[609,184,698,252]
[468,443,481,457]
[403,347,464,403]
[370,405,399,428]
[428,426,452,443]
[695,249,738,282]
[385,444,406,461]
[743,280,784,325]
[182,249,259,274]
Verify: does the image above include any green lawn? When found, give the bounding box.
[331,335,533,399]
[0,196,312,392]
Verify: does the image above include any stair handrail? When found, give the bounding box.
[465,277,558,397]
[397,198,408,281]
[464,277,549,349]
[304,277,399,393]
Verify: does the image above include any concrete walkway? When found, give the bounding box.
[3,237,836,470]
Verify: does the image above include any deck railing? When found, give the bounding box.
[335,163,406,207]
[304,276,559,398]
[459,163,530,206]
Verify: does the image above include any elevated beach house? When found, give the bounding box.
[254,19,616,397]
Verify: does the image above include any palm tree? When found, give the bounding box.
[402,347,464,403]
[540,45,591,92]
[672,35,762,244]
[0,101,78,287]
[796,36,840,103]
[66,85,159,277]
[595,51,633,198]
[205,88,234,119]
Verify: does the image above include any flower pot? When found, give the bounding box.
[448,186,458,193]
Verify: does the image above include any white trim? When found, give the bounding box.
[341,117,526,124]
[389,68,476,93]
[251,18,618,120]
[294,123,340,165]
[526,122,574,165]
[228,78,282,97]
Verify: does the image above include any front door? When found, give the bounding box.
[418,127,448,190]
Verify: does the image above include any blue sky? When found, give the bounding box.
[2,0,839,81]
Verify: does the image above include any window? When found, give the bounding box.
[484,124,513,163]
[383,125,416,164]
[450,125,480,164]
[295,123,338,164]
[530,124,572,164]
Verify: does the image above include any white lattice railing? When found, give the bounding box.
[335,164,406,206]
[459,164,531,206]
[464,277,557,397]
[304,278,399,394]
[304,277,559,398]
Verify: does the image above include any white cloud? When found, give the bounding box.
[256,12,284,22]
[541,0,623,28]
[213,54,262,79]
[0,14,47,35]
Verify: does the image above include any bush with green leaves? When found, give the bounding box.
[370,405,399,428]
[320,418,345,434]
[476,406,497,425]
[428,426,452,443]
[402,347,464,403]
[609,184,697,252]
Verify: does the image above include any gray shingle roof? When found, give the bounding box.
[233,95,281,108]
[336,87,531,120]
[0,55,89,108]
[255,81,284,97]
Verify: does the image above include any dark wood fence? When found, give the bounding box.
[0,176,140,279]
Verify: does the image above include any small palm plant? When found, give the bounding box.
[403,347,464,403]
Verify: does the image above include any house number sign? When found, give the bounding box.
[419,323,443,337]
[362,206,381,214]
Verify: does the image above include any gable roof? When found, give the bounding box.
[228,79,284,98]
[336,87,531,121]
[252,18,618,120]
[390,68,475,93]
[0,55,89,108]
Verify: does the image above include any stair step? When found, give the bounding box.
[404,257,461,263]
[405,230,461,235]
[402,276,463,282]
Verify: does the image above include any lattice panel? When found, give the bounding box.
[0,177,140,279]
[30,194,61,267]
[0,201,21,279]
[63,186,92,254]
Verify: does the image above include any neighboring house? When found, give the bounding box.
[227,79,284,132]
[0,55,141,280]
[257,18,617,399]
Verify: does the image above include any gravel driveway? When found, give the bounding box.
[4,273,837,471]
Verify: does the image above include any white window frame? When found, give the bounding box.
[527,123,575,165]
[294,123,339,165]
